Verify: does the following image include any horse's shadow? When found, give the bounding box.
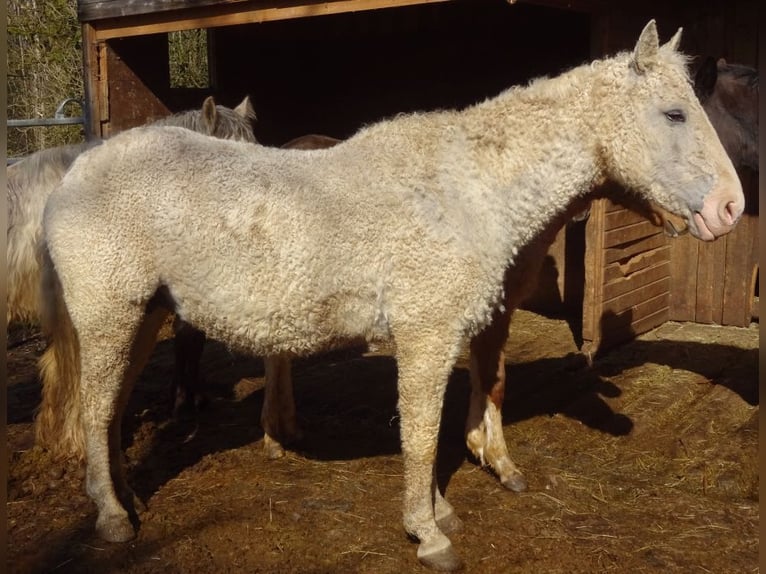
[127,343,615,503]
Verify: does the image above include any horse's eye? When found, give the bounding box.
[665,110,686,123]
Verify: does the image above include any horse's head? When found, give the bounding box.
[594,20,744,241]
[201,95,258,143]
[695,57,758,172]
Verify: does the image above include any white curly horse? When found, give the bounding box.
[41,22,743,570]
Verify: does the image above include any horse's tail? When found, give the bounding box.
[6,142,94,326]
[6,163,46,326]
[34,244,86,460]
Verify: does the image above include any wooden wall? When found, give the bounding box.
[666,1,759,327]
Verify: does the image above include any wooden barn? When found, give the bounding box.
[75,0,759,356]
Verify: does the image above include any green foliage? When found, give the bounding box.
[6,4,211,159]
[7,0,84,157]
[169,29,210,89]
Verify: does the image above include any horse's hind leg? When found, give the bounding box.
[466,307,527,492]
[111,305,172,512]
[261,355,302,459]
[80,303,169,542]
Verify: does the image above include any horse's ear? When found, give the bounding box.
[234,96,257,121]
[632,19,660,74]
[694,56,718,99]
[202,96,218,134]
[661,27,683,52]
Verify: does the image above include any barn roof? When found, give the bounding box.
[78,0,602,25]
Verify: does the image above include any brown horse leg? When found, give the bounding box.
[261,355,302,459]
[171,319,206,417]
[466,306,527,492]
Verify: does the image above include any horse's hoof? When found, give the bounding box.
[501,472,528,493]
[417,538,463,572]
[96,513,136,542]
[263,436,286,460]
[435,509,463,535]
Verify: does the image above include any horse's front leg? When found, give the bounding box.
[396,332,463,572]
[466,307,527,492]
[261,354,302,459]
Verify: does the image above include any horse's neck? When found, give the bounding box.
[458,70,604,260]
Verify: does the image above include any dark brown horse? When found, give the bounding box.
[695,57,758,171]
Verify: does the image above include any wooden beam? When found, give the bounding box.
[89,0,453,40]
[81,23,107,138]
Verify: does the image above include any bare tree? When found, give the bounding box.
[7,0,83,157]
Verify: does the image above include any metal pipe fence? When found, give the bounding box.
[7,98,86,164]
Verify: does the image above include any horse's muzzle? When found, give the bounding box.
[691,182,745,241]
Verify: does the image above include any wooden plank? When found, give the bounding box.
[603,276,670,315]
[88,0,454,39]
[81,24,104,139]
[581,198,607,355]
[603,246,669,283]
[604,207,654,230]
[604,291,669,329]
[603,262,669,302]
[721,169,759,326]
[604,220,663,248]
[629,304,669,336]
[722,216,758,326]
[605,233,668,264]
[694,234,727,324]
[628,292,669,325]
[668,234,698,322]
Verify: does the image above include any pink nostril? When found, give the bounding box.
[723,200,742,226]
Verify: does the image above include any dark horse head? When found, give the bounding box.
[695,57,758,172]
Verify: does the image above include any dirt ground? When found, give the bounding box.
[7,310,758,573]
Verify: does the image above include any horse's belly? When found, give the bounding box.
[173,283,388,357]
